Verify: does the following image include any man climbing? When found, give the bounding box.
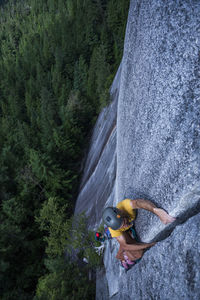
[103,198,176,269]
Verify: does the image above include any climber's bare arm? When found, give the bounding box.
[116,233,156,251]
[130,199,176,224]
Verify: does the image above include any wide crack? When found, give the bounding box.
[152,199,200,243]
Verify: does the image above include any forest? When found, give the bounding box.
[0,0,129,299]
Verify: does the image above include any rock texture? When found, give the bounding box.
[75,0,200,299]
[110,213,200,300]
[117,0,200,243]
[74,64,121,228]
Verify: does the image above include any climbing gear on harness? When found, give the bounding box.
[95,232,105,242]
[95,227,112,242]
[104,226,112,239]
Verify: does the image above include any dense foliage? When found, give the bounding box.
[0,0,129,299]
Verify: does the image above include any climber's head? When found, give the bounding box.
[102,207,124,230]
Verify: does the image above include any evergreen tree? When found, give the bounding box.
[0,0,130,298]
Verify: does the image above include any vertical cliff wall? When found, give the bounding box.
[74,64,121,229]
[75,0,200,299]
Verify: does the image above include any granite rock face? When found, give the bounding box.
[117,0,200,243]
[111,213,200,300]
[74,64,121,228]
[75,0,200,299]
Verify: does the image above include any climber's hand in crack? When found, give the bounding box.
[153,208,176,225]
[130,199,176,225]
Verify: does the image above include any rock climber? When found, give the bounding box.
[102,198,176,269]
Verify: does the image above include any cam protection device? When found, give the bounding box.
[102,207,123,230]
